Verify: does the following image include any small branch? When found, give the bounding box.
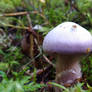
[21,53,41,70]
[43,54,55,68]
[0,23,29,30]
[1,11,47,20]
[26,14,34,58]
[2,11,28,17]
[26,14,33,28]
[34,38,55,68]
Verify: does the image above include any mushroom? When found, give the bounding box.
[43,22,92,89]
[21,25,43,57]
[21,31,30,56]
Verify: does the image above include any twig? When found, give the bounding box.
[43,54,55,68]
[26,14,34,58]
[34,38,42,53]
[0,23,29,30]
[2,11,28,17]
[0,11,47,20]
[21,53,41,70]
[34,38,55,68]
[26,14,33,28]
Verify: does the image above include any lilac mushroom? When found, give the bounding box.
[43,22,92,86]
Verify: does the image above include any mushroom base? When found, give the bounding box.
[55,54,82,92]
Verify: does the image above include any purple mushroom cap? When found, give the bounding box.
[43,22,92,54]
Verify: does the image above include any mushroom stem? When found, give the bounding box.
[55,54,82,85]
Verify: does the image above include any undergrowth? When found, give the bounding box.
[0,0,92,92]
